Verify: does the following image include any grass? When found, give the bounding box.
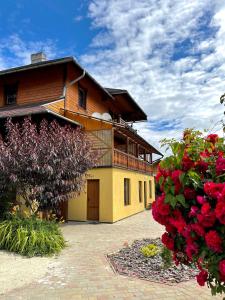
[0,213,66,257]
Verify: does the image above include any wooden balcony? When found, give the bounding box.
[113,148,153,174]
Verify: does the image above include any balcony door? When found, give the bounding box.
[87,179,100,221]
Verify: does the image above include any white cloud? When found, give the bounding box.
[0,34,56,69]
[80,0,225,153]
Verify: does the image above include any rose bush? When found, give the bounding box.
[152,129,225,296]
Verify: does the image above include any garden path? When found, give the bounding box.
[0,211,220,300]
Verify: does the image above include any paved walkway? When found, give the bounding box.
[0,211,219,300]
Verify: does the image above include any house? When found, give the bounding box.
[0,52,163,223]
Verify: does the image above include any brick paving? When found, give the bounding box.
[0,211,220,299]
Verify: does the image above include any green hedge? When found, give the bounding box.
[0,214,66,257]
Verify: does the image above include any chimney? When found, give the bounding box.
[30,52,47,64]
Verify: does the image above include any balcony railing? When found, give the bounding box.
[113,148,153,174]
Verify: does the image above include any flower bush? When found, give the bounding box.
[152,129,225,296]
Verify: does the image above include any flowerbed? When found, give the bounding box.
[152,130,225,296]
[107,238,198,283]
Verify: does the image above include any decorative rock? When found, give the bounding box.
[107,238,198,284]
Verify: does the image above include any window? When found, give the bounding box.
[78,84,87,109]
[139,181,142,203]
[4,84,18,105]
[124,178,130,205]
[149,180,153,198]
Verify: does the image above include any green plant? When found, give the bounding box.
[0,213,66,257]
[140,243,159,257]
[160,246,172,269]
[153,130,225,296]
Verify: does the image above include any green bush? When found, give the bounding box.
[160,246,172,269]
[0,213,66,257]
[140,243,159,257]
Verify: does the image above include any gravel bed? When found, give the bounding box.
[107,238,198,284]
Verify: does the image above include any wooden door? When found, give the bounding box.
[144,181,147,208]
[87,179,99,221]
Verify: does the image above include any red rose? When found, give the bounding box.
[201,203,211,215]
[196,195,206,205]
[186,241,198,259]
[170,218,186,234]
[205,230,222,253]
[216,156,225,176]
[206,134,219,144]
[196,160,208,173]
[182,154,195,171]
[196,270,208,286]
[161,232,174,251]
[204,182,224,199]
[152,201,167,226]
[191,223,205,237]
[197,213,216,228]
[184,187,196,200]
[157,194,170,216]
[171,170,183,195]
[215,201,225,225]
[219,260,225,275]
[189,206,199,217]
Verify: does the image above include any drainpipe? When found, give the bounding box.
[62,69,86,112]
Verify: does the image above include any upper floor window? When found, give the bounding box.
[78,84,87,110]
[4,83,18,105]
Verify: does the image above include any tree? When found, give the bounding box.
[220,93,225,131]
[0,118,98,213]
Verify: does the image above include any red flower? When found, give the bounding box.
[161,232,174,251]
[182,154,195,171]
[204,182,224,199]
[191,223,205,237]
[189,206,199,217]
[184,187,196,200]
[219,260,225,277]
[216,156,225,176]
[197,213,216,228]
[201,203,211,215]
[196,270,208,286]
[196,195,206,205]
[152,201,167,226]
[196,160,208,173]
[157,194,170,216]
[205,230,222,253]
[169,210,186,233]
[186,241,199,259]
[171,170,183,194]
[215,201,225,225]
[206,134,219,144]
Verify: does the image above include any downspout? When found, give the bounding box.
[62,69,86,113]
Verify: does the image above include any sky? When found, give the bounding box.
[0,0,224,154]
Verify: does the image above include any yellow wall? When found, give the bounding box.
[68,167,155,223]
[112,168,155,222]
[68,168,113,222]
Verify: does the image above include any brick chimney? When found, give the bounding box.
[30,52,47,64]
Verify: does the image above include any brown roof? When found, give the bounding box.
[0,101,81,126]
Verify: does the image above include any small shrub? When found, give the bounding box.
[140,243,159,257]
[0,213,66,257]
[160,246,172,269]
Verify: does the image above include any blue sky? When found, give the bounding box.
[0,0,224,151]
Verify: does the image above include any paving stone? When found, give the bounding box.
[0,211,220,299]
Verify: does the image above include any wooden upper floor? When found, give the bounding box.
[0,53,163,174]
[0,55,146,122]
